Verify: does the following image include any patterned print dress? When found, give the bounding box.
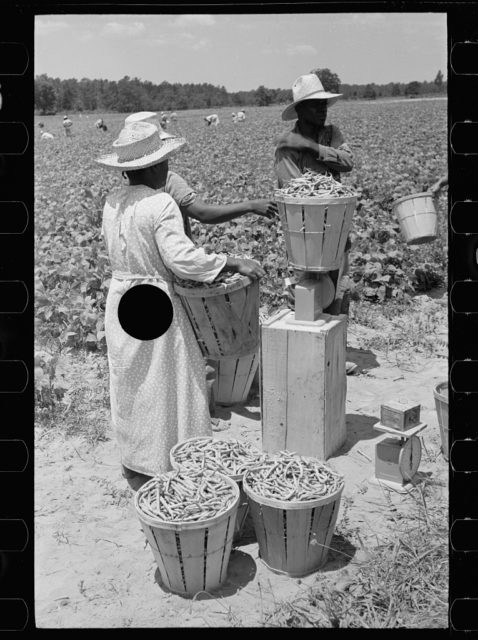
[101,185,227,476]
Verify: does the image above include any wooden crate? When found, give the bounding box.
[380,401,421,431]
[261,309,347,460]
[275,194,356,272]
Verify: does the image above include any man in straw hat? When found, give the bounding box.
[274,72,359,374]
[96,121,265,490]
[123,111,278,417]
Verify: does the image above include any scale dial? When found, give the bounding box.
[398,436,422,481]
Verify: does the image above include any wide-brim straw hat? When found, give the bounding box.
[95,121,186,170]
[282,73,342,121]
[124,111,175,140]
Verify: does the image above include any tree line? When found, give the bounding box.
[34,69,447,115]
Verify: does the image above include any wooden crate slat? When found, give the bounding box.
[184,296,222,358]
[289,230,307,269]
[304,202,326,232]
[261,315,289,453]
[214,358,236,403]
[148,526,186,593]
[228,351,257,404]
[285,328,326,457]
[335,201,356,259]
[285,201,306,231]
[277,201,294,260]
[285,508,311,575]
[260,505,288,572]
[179,527,208,594]
[321,202,346,267]
[248,500,269,554]
[304,202,326,269]
[204,518,232,590]
[324,316,347,457]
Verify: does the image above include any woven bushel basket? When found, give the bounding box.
[212,348,259,406]
[134,472,240,596]
[174,275,259,360]
[170,436,257,543]
[243,467,343,577]
[275,193,357,272]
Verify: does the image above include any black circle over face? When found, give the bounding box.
[296,100,328,126]
[118,284,173,340]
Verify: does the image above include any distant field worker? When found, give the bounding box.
[236,109,246,122]
[274,73,357,374]
[160,112,169,128]
[123,110,278,417]
[63,115,73,137]
[95,118,108,132]
[170,112,178,122]
[204,114,219,126]
[95,121,265,490]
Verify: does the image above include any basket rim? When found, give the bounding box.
[243,469,344,510]
[434,380,449,402]
[169,436,263,482]
[392,191,435,208]
[274,193,357,206]
[173,274,253,298]
[134,470,240,530]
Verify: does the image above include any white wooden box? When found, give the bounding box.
[260,309,347,460]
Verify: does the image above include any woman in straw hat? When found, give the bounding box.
[124,111,277,240]
[123,111,277,418]
[274,73,358,374]
[96,121,265,491]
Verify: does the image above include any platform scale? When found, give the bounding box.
[370,401,428,492]
[260,189,358,462]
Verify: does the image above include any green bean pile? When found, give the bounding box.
[275,170,357,198]
[171,436,266,478]
[136,470,237,523]
[174,272,244,289]
[244,450,344,502]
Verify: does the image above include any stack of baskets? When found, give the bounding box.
[212,348,260,406]
[174,274,259,360]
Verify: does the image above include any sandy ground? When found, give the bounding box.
[34,314,448,628]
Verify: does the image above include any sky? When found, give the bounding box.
[35,13,447,92]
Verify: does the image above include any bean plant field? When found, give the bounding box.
[35,100,447,355]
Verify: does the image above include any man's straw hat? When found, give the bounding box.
[281,73,342,121]
[125,111,175,139]
[95,121,186,170]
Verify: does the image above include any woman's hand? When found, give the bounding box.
[226,257,265,280]
[429,176,448,198]
[250,199,279,220]
[276,131,313,152]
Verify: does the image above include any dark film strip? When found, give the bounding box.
[0,0,473,633]
[0,5,32,633]
[449,7,478,636]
